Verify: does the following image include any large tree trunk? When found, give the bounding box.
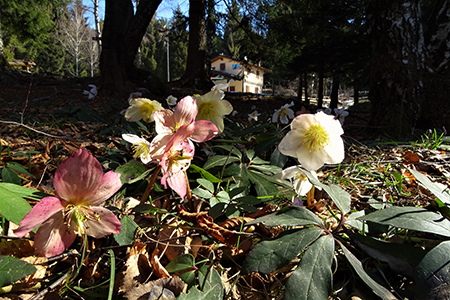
[99,0,161,93]
[179,0,212,90]
[366,0,427,138]
[329,74,340,109]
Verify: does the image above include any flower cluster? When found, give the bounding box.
[272,102,295,124]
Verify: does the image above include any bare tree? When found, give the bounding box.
[85,29,100,77]
[57,0,90,76]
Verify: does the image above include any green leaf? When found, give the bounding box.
[6,163,35,178]
[0,183,50,200]
[197,178,214,193]
[345,230,426,278]
[410,169,450,205]
[242,227,323,274]
[250,164,282,174]
[284,235,335,300]
[192,187,213,199]
[358,206,450,238]
[338,241,398,300]
[0,256,37,288]
[114,215,138,246]
[1,168,21,185]
[177,265,224,300]
[244,169,279,196]
[115,161,147,184]
[303,169,350,215]
[270,148,288,168]
[247,206,324,227]
[203,155,240,170]
[245,149,255,161]
[180,270,196,287]
[189,164,222,183]
[415,241,450,300]
[212,145,242,159]
[0,186,32,225]
[165,254,195,273]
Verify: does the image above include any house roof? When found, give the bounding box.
[211,54,271,74]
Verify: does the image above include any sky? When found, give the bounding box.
[82,0,190,27]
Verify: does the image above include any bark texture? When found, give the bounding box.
[366,0,427,138]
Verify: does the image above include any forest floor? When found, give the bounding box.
[1,73,450,300]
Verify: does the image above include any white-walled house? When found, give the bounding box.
[211,55,270,94]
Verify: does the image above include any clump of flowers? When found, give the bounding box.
[194,84,233,133]
[166,95,178,106]
[83,84,97,100]
[14,149,122,257]
[122,134,152,164]
[334,107,349,125]
[272,102,295,124]
[278,111,344,171]
[248,110,261,121]
[125,98,163,123]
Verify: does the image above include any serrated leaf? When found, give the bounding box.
[0,186,32,225]
[338,241,397,300]
[197,178,214,193]
[242,227,323,274]
[284,235,335,300]
[410,169,450,205]
[358,206,450,238]
[303,169,350,214]
[189,164,222,183]
[0,183,50,200]
[166,254,195,273]
[114,215,138,246]
[1,168,21,184]
[0,256,37,288]
[203,155,240,170]
[247,206,324,227]
[415,240,450,300]
[115,161,147,184]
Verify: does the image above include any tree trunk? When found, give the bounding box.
[366,0,427,138]
[317,67,324,109]
[330,74,339,109]
[304,73,309,106]
[99,0,161,93]
[353,86,359,104]
[179,0,212,90]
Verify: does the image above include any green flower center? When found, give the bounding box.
[198,102,216,120]
[139,102,156,122]
[64,204,97,235]
[302,124,330,151]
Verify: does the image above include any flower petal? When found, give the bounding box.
[85,207,121,238]
[149,133,173,161]
[34,212,76,257]
[296,145,331,171]
[153,109,175,134]
[277,166,299,180]
[87,171,122,206]
[278,130,304,158]
[174,96,198,126]
[54,149,104,204]
[190,120,218,142]
[124,105,142,122]
[13,196,66,237]
[214,99,233,116]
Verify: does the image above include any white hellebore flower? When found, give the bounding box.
[272,102,295,124]
[128,92,142,104]
[83,84,98,100]
[166,95,178,106]
[248,110,261,121]
[277,166,320,196]
[333,108,349,125]
[122,134,152,164]
[278,111,344,171]
[124,98,164,123]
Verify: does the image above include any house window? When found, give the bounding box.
[246,86,250,92]
[232,63,241,70]
[255,87,259,93]
[230,86,235,92]
[256,70,260,76]
[220,63,226,71]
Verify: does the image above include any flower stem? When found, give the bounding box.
[184,170,193,211]
[141,165,162,204]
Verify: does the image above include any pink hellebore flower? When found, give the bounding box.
[150,96,218,160]
[14,149,122,258]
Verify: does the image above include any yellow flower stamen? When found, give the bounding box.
[302,124,330,151]
[131,142,149,159]
[294,172,307,182]
[139,102,157,122]
[198,102,216,119]
[64,204,97,235]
